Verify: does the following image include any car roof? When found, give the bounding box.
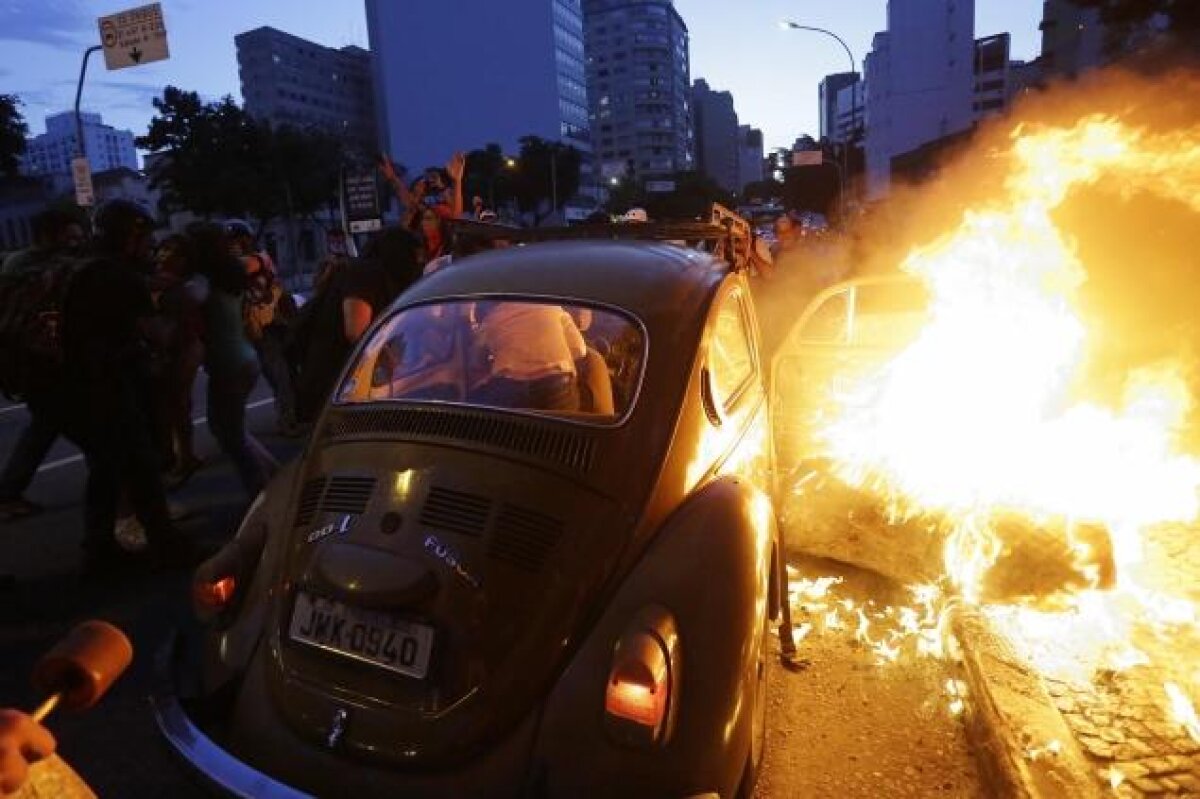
[398,239,728,327]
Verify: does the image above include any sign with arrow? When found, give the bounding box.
[98,3,169,71]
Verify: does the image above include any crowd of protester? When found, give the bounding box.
[0,150,477,573]
[0,150,863,794]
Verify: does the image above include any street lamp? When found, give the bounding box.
[780,19,861,141]
[490,156,517,210]
[780,19,861,218]
[779,20,856,76]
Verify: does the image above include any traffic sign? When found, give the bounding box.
[98,3,169,71]
[71,157,94,207]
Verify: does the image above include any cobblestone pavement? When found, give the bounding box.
[998,523,1200,798]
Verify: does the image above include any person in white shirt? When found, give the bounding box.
[469,302,587,412]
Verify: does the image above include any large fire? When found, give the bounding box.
[821,115,1200,597]
[786,82,1200,752]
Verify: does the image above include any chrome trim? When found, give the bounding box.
[152,694,313,799]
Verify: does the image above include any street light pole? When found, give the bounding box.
[74,45,103,161]
[781,20,860,221]
[780,22,855,80]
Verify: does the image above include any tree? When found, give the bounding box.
[510,135,582,225]
[603,167,647,214]
[604,171,734,220]
[0,95,29,179]
[138,87,259,217]
[255,122,344,227]
[782,163,840,218]
[643,172,733,220]
[138,86,343,227]
[741,179,785,204]
[463,143,516,211]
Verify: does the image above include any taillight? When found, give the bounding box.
[194,576,237,614]
[604,606,680,747]
[190,501,269,623]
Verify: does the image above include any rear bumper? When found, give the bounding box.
[153,694,310,799]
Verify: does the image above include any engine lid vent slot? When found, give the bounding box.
[419,487,491,537]
[488,505,565,572]
[322,476,377,515]
[293,476,376,527]
[293,477,327,527]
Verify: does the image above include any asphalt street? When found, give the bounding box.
[0,376,299,798]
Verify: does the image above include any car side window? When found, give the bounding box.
[799,289,850,344]
[708,292,757,412]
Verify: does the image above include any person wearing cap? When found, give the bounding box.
[60,199,193,571]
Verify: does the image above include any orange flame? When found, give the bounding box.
[818,115,1200,603]
[1164,682,1200,744]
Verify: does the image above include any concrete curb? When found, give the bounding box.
[951,606,1103,799]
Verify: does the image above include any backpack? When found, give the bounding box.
[0,253,85,399]
[242,254,282,342]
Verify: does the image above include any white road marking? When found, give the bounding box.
[34,397,278,474]
[0,403,28,417]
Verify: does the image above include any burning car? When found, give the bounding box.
[771,276,939,582]
[155,215,782,798]
[772,274,1116,603]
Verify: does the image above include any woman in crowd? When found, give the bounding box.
[187,222,269,498]
[415,207,451,269]
[151,234,206,487]
[293,226,422,420]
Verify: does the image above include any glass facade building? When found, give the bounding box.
[368,0,592,185]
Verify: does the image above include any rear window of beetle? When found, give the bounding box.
[336,299,645,424]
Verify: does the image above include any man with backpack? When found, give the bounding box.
[225,220,300,436]
[0,207,88,521]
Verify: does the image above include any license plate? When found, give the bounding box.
[289,592,434,679]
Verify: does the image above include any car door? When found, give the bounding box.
[770,283,854,494]
[770,276,936,573]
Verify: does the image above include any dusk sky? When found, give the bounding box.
[1,0,1044,155]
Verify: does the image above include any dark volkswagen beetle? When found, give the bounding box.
[156,219,784,799]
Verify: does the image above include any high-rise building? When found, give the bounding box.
[366,0,590,179]
[584,0,694,184]
[692,79,739,193]
[973,33,1012,121]
[737,125,764,193]
[1038,0,1105,78]
[21,111,138,178]
[864,0,975,197]
[235,27,376,159]
[818,72,860,143]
